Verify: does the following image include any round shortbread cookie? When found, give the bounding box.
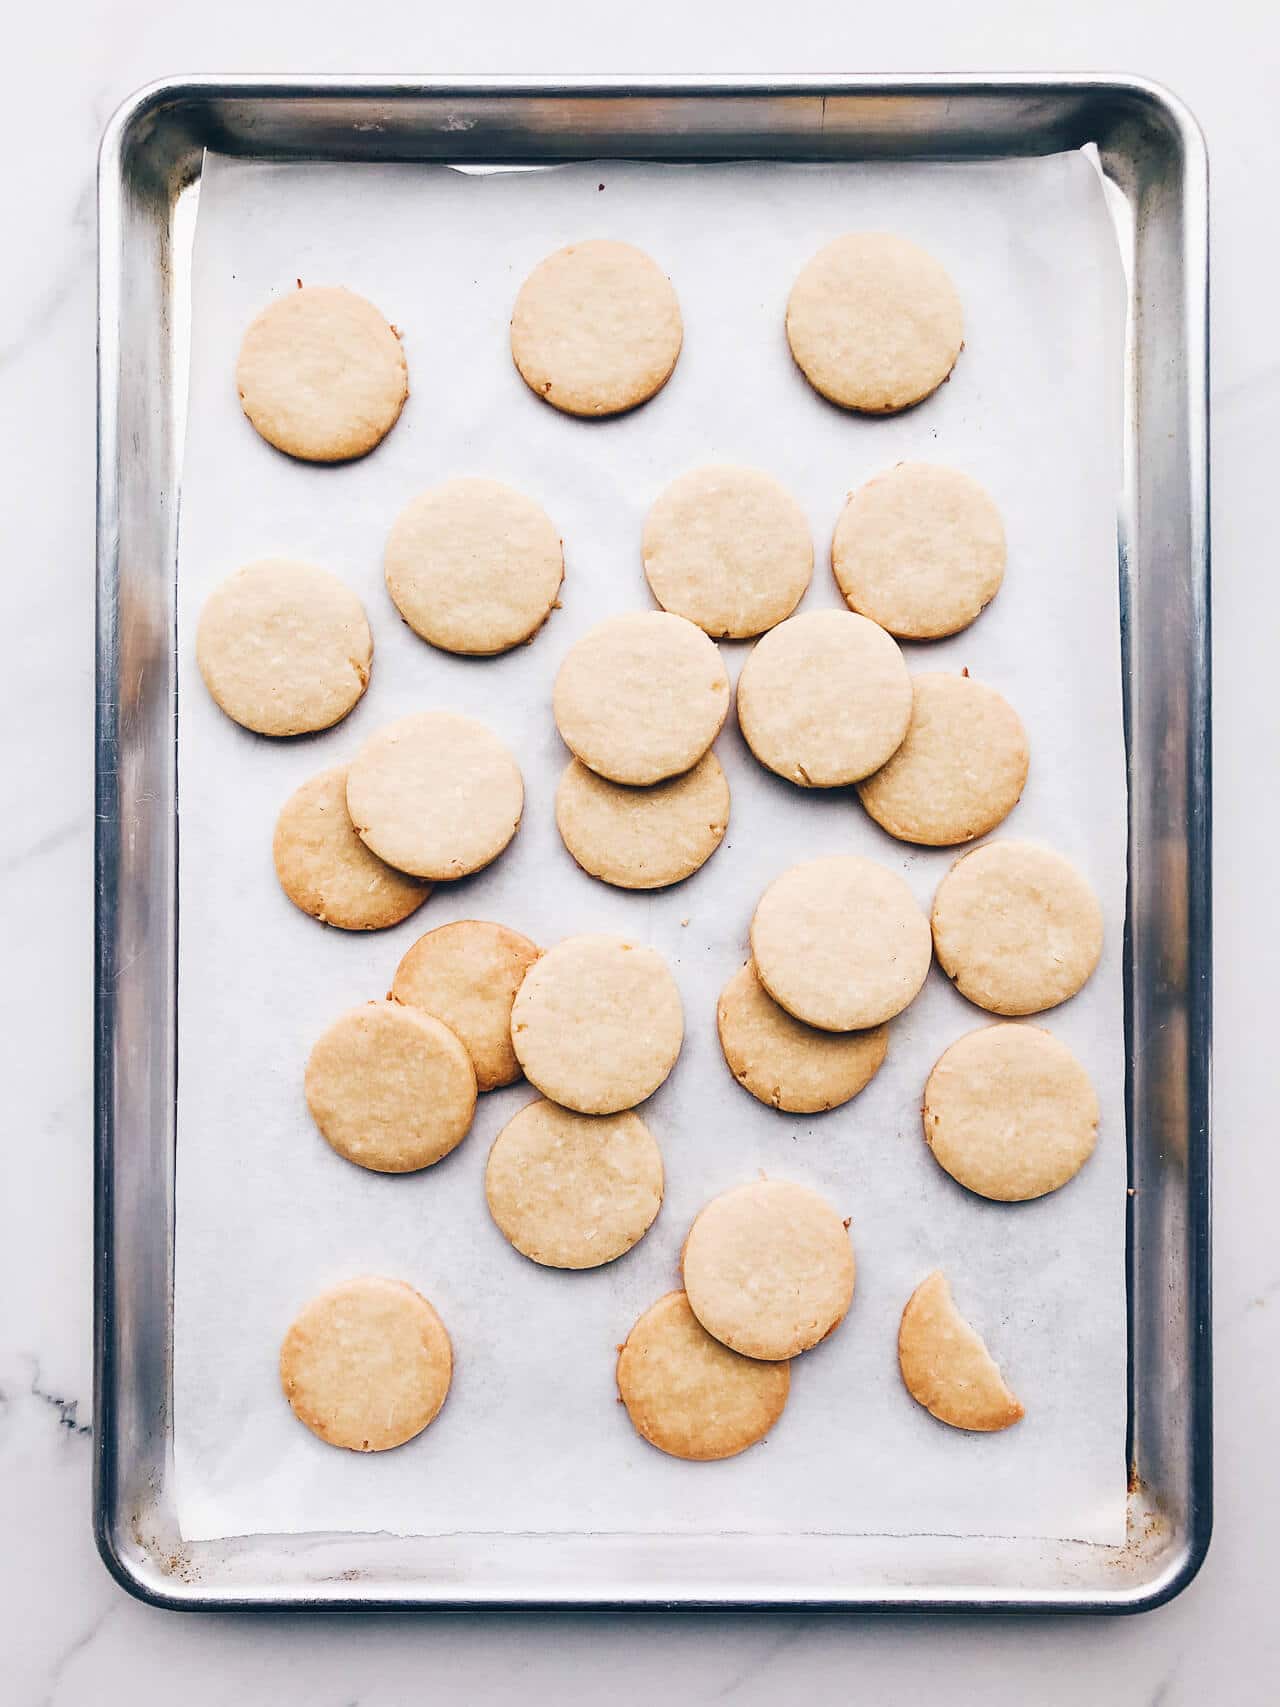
[898,1271,1024,1433]
[384,478,564,656]
[832,463,1006,639]
[786,233,963,413]
[923,1023,1099,1201]
[856,673,1029,847]
[641,465,813,639]
[305,1001,477,1173]
[750,855,932,1031]
[510,934,684,1115]
[280,1276,451,1451]
[931,841,1104,1016]
[237,286,408,461]
[555,752,729,890]
[345,711,523,879]
[273,765,429,931]
[485,1099,663,1269]
[682,1179,855,1361]
[717,961,888,1114]
[736,609,912,787]
[391,920,541,1092]
[617,1291,791,1461]
[553,611,730,786]
[196,558,372,737]
[511,239,682,416]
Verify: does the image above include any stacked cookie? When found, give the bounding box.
[195,228,1110,1462]
[271,708,524,933]
[487,933,684,1269]
[552,612,732,889]
[718,855,927,1117]
[304,919,539,1175]
[619,1179,855,1461]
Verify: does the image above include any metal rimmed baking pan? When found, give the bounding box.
[95,74,1210,1612]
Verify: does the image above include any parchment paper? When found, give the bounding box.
[174,149,1127,1545]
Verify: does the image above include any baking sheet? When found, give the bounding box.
[173,149,1127,1546]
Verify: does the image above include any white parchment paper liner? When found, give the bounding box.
[174,150,1127,1545]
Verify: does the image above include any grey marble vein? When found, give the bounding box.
[0,813,86,876]
[0,179,94,372]
[711,1623,815,1700]
[39,1602,118,1707]
[27,1362,92,1439]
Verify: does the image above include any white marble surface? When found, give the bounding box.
[2,1,1274,1700]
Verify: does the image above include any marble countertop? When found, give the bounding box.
[4,2,1273,1700]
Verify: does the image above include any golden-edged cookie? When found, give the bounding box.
[923,1023,1099,1201]
[857,672,1029,846]
[510,934,684,1115]
[345,711,523,879]
[511,240,682,416]
[642,464,812,638]
[786,233,963,413]
[736,609,912,786]
[385,478,563,656]
[280,1276,451,1451]
[553,611,730,785]
[898,1270,1024,1432]
[555,752,729,890]
[305,1001,477,1173]
[237,285,407,461]
[273,765,429,930]
[931,840,1103,1015]
[196,558,372,736]
[750,854,932,1031]
[717,961,888,1114]
[832,462,1005,639]
[681,1178,855,1361]
[391,920,540,1092]
[617,1291,791,1461]
[485,1099,663,1269]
